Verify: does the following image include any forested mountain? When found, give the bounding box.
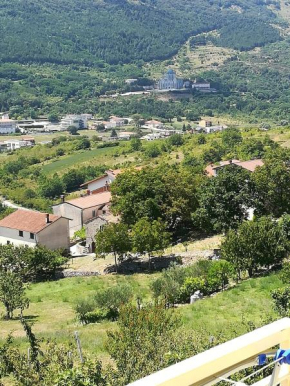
[0,0,281,65]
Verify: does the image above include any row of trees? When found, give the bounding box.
[109,147,290,239]
[95,219,170,271]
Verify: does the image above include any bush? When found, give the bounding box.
[167,134,184,147]
[178,277,206,303]
[271,287,290,317]
[85,309,108,324]
[95,284,134,319]
[75,298,96,325]
[145,143,161,158]
[97,142,119,149]
[207,260,234,291]
[279,261,290,284]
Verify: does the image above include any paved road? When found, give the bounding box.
[1,199,30,210]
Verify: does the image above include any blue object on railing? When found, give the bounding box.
[258,354,267,366]
[274,349,290,365]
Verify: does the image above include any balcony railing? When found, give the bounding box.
[128,318,290,386]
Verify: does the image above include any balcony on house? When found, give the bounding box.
[129,318,290,386]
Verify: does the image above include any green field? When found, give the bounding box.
[0,271,283,362]
[42,147,122,175]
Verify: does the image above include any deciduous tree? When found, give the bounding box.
[0,272,29,319]
[95,223,131,272]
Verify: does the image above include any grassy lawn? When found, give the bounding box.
[42,146,135,175]
[0,274,158,360]
[180,273,282,337]
[0,271,283,362]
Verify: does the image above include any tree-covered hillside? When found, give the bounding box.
[0,0,281,65]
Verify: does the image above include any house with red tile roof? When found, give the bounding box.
[145,120,162,129]
[205,159,264,177]
[0,210,70,250]
[52,191,112,237]
[80,167,142,195]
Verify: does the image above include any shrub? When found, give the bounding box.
[95,284,134,319]
[178,277,206,303]
[271,287,290,317]
[145,143,161,158]
[85,309,108,324]
[207,260,234,291]
[75,298,96,325]
[279,261,290,284]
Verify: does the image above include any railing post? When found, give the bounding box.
[279,337,290,386]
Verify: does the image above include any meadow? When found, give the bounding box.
[0,270,283,362]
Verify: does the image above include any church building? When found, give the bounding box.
[157,69,184,90]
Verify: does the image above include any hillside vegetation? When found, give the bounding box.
[0,0,281,66]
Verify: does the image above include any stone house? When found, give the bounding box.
[84,209,119,253]
[52,191,112,237]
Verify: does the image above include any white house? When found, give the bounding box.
[110,116,126,127]
[60,115,88,130]
[145,120,163,129]
[4,139,34,151]
[0,117,16,134]
[192,82,211,90]
[52,191,112,237]
[118,131,135,140]
[157,69,184,90]
[141,133,162,141]
[125,79,138,85]
[0,210,70,250]
[80,169,122,195]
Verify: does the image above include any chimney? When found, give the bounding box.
[45,213,50,224]
[87,189,91,196]
[60,195,65,203]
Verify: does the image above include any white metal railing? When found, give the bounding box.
[128,318,290,386]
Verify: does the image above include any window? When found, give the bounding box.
[7,241,10,245]
[100,225,104,231]
[19,230,23,237]
[30,233,35,240]
[92,210,96,217]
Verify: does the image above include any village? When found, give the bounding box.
[0,114,228,152]
[0,157,264,261]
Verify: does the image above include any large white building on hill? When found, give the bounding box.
[157,69,184,90]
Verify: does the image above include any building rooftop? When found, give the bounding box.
[0,119,15,123]
[146,120,162,124]
[0,209,60,233]
[81,167,143,188]
[66,191,112,209]
[206,159,264,176]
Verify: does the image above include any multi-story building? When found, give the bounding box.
[4,139,34,151]
[60,115,88,130]
[157,69,184,90]
[52,191,112,237]
[0,117,16,134]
